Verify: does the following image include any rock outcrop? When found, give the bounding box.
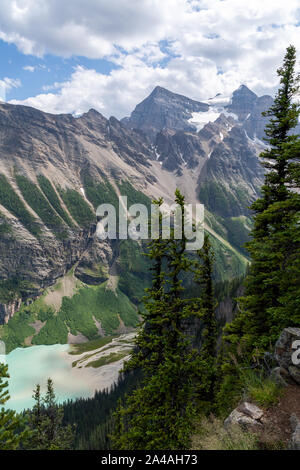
[224,402,264,430]
[0,298,22,324]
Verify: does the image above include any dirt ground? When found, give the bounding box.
[259,384,300,448]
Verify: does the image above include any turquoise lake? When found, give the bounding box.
[0,344,94,412]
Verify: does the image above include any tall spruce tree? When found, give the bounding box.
[27,379,75,450]
[0,363,29,449]
[111,191,205,450]
[194,235,218,404]
[224,45,300,358]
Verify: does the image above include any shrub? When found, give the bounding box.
[58,188,95,227]
[0,174,40,237]
[37,175,73,227]
[192,416,259,450]
[16,174,67,239]
[241,369,283,408]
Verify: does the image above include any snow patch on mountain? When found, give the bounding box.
[188,109,221,131]
[188,92,238,131]
[244,130,269,149]
[202,93,231,106]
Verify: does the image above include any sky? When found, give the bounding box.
[0,0,300,119]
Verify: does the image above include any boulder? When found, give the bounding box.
[237,402,264,421]
[224,407,262,430]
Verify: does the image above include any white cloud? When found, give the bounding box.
[0,0,187,58]
[4,0,300,116]
[0,77,21,101]
[23,65,35,72]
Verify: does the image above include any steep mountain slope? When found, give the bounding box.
[0,83,272,349]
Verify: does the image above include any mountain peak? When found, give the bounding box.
[150,85,170,96]
[122,86,208,139]
[233,84,257,98]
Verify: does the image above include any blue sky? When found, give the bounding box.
[0,40,118,101]
[0,0,300,118]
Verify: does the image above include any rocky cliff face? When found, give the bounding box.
[0,298,22,324]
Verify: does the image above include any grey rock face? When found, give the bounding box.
[226,85,258,121]
[155,129,206,171]
[0,298,22,324]
[198,125,265,217]
[243,95,274,140]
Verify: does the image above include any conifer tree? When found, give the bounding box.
[0,363,29,450]
[27,379,75,450]
[111,191,204,450]
[194,235,218,403]
[224,45,300,357]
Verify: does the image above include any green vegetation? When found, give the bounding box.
[0,279,33,304]
[118,239,152,304]
[0,293,56,352]
[0,307,35,353]
[36,305,55,323]
[0,280,138,350]
[0,213,12,236]
[59,284,138,338]
[0,174,40,237]
[86,351,129,368]
[223,45,300,358]
[112,193,218,450]
[15,174,67,239]
[199,181,245,218]
[0,221,12,236]
[209,233,247,281]
[1,48,298,452]
[58,187,95,227]
[222,216,252,256]
[192,416,259,450]
[241,369,283,408]
[0,363,30,449]
[203,209,249,280]
[37,175,73,227]
[31,316,68,345]
[62,371,140,450]
[117,180,151,210]
[83,175,119,210]
[26,380,75,450]
[69,336,115,355]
